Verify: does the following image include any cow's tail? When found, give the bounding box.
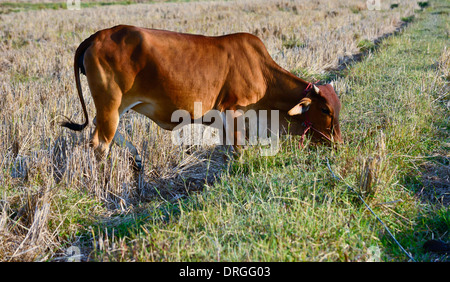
[60,36,93,131]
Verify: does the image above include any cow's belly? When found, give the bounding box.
[131,102,179,130]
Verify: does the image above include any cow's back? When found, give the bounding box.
[85,25,273,115]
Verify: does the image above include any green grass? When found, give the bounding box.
[282,38,307,49]
[0,1,140,14]
[0,0,224,14]
[357,39,376,52]
[0,2,66,14]
[401,15,415,22]
[4,0,445,262]
[74,1,449,262]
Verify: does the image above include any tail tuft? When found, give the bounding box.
[60,121,88,131]
[60,115,88,131]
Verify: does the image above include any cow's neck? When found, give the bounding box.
[266,65,310,111]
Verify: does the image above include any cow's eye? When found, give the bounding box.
[321,108,331,115]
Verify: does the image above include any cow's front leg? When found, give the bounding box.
[223,110,245,157]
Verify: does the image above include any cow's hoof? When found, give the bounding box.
[130,155,142,172]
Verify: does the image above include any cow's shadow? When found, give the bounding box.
[135,143,230,204]
[18,132,230,261]
[6,128,230,210]
[78,144,231,260]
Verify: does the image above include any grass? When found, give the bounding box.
[0,0,448,262]
[89,1,449,261]
[89,1,448,261]
[0,1,91,14]
[0,0,226,14]
[282,37,307,49]
[401,15,415,22]
[357,39,376,52]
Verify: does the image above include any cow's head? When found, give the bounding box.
[287,83,342,144]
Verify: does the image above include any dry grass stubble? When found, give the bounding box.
[0,0,418,261]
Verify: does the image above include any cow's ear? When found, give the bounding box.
[288,98,311,116]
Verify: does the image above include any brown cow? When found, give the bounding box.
[61,25,342,168]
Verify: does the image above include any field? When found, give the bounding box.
[0,0,448,262]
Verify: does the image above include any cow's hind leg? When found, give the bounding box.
[90,108,119,163]
[90,116,141,171]
[112,123,142,171]
[91,103,143,171]
[88,83,122,165]
[113,102,142,171]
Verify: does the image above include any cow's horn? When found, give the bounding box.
[313,85,320,94]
